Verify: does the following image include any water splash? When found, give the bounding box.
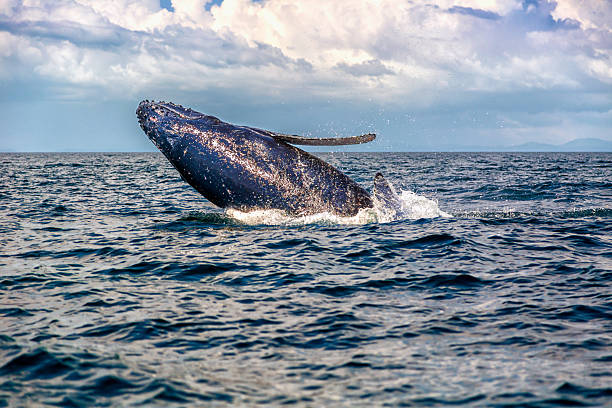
[397,190,452,219]
[226,189,450,226]
[226,207,378,226]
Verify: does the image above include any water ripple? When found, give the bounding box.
[0,152,610,407]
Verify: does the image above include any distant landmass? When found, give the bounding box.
[412,137,612,152]
[507,138,612,152]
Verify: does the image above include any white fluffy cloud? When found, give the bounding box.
[0,0,611,149]
[0,0,610,102]
[552,0,612,31]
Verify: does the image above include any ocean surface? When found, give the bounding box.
[0,152,610,407]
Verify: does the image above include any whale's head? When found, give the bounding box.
[136,100,249,207]
[136,100,216,155]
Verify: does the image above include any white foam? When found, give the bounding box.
[226,207,378,226]
[397,190,453,220]
[225,189,451,226]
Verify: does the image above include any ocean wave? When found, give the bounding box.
[455,207,612,220]
[2,152,611,407]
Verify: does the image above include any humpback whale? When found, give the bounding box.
[136,100,403,217]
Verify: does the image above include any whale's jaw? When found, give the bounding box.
[137,100,205,123]
[136,100,194,154]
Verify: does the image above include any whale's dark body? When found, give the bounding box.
[137,101,398,217]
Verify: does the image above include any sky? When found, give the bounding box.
[0,0,610,151]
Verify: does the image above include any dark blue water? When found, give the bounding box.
[1,152,611,407]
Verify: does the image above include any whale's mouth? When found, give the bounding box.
[137,100,205,124]
[137,100,204,151]
[137,100,205,145]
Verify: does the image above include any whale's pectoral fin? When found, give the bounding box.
[272,133,376,146]
[245,126,376,146]
[373,173,405,218]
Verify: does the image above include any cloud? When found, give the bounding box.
[207,0,611,97]
[0,0,609,99]
[551,0,612,32]
[0,0,610,150]
[336,59,394,77]
[0,18,135,48]
[448,6,501,20]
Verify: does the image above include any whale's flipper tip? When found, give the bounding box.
[272,133,376,146]
[373,173,405,218]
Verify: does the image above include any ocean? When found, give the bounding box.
[1,152,610,407]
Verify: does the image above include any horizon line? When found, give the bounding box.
[1,150,611,154]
